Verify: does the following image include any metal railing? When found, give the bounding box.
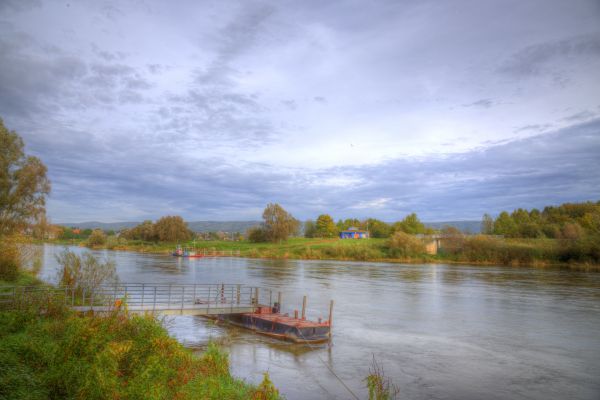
[0,283,280,316]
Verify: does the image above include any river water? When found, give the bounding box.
[37,245,600,400]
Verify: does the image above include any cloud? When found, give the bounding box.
[1,1,599,222]
[463,99,494,109]
[499,33,600,78]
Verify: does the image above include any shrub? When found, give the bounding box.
[86,229,107,247]
[0,237,20,281]
[56,249,117,291]
[247,227,267,243]
[386,231,425,258]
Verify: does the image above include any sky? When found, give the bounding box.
[1,0,599,223]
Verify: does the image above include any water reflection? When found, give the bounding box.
[37,244,600,400]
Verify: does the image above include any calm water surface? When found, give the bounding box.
[38,245,600,400]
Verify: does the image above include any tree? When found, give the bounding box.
[315,214,337,237]
[87,229,107,246]
[364,218,391,238]
[0,118,51,236]
[304,219,317,238]
[481,214,494,235]
[493,211,517,237]
[122,220,157,241]
[154,216,194,242]
[262,203,299,242]
[393,213,426,234]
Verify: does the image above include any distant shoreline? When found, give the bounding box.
[40,238,600,272]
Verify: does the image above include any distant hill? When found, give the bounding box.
[57,221,261,233]
[424,220,481,234]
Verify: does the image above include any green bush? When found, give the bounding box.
[0,236,21,281]
[0,310,279,399]
[386,231,425,258]
[86,229,107,247]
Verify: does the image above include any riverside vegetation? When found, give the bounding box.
[0,259,281,400]
[46,201,600,269]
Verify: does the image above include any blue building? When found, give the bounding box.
[339,227,369,239]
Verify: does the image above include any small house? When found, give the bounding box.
[339,227,369,239]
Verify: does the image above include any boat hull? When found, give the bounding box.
[223,312,330,343]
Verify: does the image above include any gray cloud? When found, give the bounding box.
[499,33,600,78]
[1,1,599,222]
[463,99,494,109]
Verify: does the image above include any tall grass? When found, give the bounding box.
[0,306,280,399]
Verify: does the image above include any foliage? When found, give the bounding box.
[386,231,425,257]
[122,217,194,242]
[252,373,280,400]
[261,203,300,242]
[392,213,428,235]
[490,201,600,239]
[0,310,277,400]
[154,215,194,242]
[315,214,338,238]
[304,219,317,238]
[336,218,361,231]
[365,218,392,238]
[0,235,42,282]
[121,220,156,241]
[439,226,465,255]
[246,226,267,243]
[86,229,107,247]
[0,119,51,236]
[365,356,399,400]
[0,235,21,281]
[56,249,117,291]
[481,213,494,234]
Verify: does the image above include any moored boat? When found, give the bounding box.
[223,306,331,343]
[172,245,204,258]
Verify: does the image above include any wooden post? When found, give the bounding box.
[236,284,241,304]
[181,286,185,313]
[301,295,307,320]
[255,288,260,305]
[294,309,298,319]
[153,286,157,313]
[277,291,282,310]
[328,300,334,329]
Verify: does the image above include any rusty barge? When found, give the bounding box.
[220,296,334,343]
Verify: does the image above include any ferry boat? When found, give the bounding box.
[223,305,331,343]
[172,245,204,258]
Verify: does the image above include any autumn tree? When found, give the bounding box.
[0,118,50,236]
[304,219,317,238]
[493,211,517,237]
[154,216,194,242]
[315,214,337,237]
[262,203,299,242]
[364,218,392,238]
[481,213,494,235]
[86,229,107,247]
[121,220,157,241]
[393,213,426,235]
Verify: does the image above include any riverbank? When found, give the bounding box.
[45,236,600,271]
[0,272,280,400]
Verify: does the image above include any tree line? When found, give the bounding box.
[481,201,600,239]
[304,212,434,239]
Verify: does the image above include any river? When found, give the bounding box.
[37,244,600,400]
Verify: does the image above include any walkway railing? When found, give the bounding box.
[0,283,279,316]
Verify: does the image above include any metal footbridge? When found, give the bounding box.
[0,283,279,316]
